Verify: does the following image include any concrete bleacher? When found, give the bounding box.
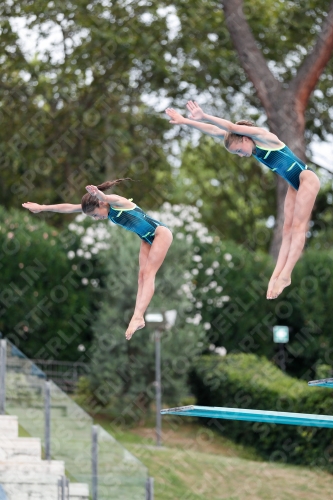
[0,415,89,500]
[1,341,150,499]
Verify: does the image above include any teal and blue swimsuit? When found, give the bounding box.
[253,143,311,190]
[108,201,168,245]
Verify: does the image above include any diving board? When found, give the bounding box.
[161,405,333,428]
[308,377,333,388]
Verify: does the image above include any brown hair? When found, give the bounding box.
[81,178,133,214]
[224,120,257,150]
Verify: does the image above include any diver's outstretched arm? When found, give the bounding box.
[22,202,82,213]
[166,108,226,138]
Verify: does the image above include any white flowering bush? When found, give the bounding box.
[148,202,213,244]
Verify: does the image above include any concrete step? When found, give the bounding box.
[0,417,18,439]
[69,483,89,500]
[0,460,64,482]
[1,481,58,500]
[0,438,41,461]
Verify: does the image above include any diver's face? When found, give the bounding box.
[89,206,109,220]
[228,137,254,157]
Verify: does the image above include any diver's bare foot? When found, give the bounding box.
[125,317,145,340]
[266,277,278,299]
[268,276,291,299]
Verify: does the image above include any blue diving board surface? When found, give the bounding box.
[161,405,333,428]
[308,378,333,388]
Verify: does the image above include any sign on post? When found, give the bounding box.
[273,326,289,343]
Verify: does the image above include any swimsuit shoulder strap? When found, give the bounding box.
[109,198,137,217]
[255,143,285,152]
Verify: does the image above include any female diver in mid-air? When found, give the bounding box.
[166,101,320,300]
[22,179,173,340]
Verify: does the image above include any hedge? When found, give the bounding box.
[189,354,333,470]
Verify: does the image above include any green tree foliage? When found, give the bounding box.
[189,353,333,470]
[0,206,98,360]
[186,237,276,357]
[162,0,333,135]
[188,236,333,379]
[2,1,333,243]
[0,0,174,212]
[171,135,276,250]
[284,250,333,378]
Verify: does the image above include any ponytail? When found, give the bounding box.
[97,178,133,192]
[81,178,134,214]
[235,120,256,127]
[224,120,257,150]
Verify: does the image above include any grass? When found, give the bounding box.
[95,414,333,500]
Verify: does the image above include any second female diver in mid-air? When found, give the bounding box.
[166,101,320,299]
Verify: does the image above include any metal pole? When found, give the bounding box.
[58,476,69,500]
[65,477,69,500]
[155,330,162,447]
[92,425,98,500]
[0,339,6,415]
[61,476,65,500]
[146,477,154,500]
[45,380,51,460]
[279,343,286,371]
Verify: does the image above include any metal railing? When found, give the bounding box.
[146,478,154,500]
[0,338,154,500]
[31,359,89,393]
[58,477,69,500]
